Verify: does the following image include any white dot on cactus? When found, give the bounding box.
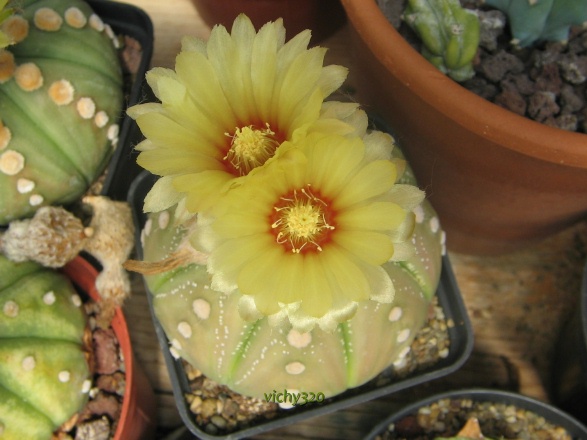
[0,124,11,150]
[81,379,92,393]
[413,205,425,224]
[169,347,181,359]
[58,370,71,383]
[0,50,16,83]
[0,150,25,175]
[2,15,29,44]
[22,356,36,371]
[43,291,56,305]
[286,329,312,348]
[388,306,403,322]
[107,124,120,141]
[429,217,440,233]
[439,347,449,358]
[285,361,305,375]
[48,79,74,106]
[71,294,82,307]
[94,111,109,128]
[177,321,193,338]
[15,62,43,91]
[440,230,446,245]
[29,194,44,206]
[192,298,211,320]
[158,211,170,230]
[398,345,411,360]
[77,97,96,119]
[64,7,87,29]
[34,7,63,32]
[393,355,408,369]
[105,24,115,40]
[16,178,35,193]
[89,14,105,32]
[143,218,152,237]
[171,338,182,351]
[278,389,300,409]
[2,300,18,317]
[397,328,411,343]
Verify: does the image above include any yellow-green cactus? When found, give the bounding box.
[403,0,480,82]
[0,0,123,225]
[485,0,587,47]
[139,143,445,401]
[0,0,13,48]
[0,254,91,439]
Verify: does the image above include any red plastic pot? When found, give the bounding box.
[62,256,157,440]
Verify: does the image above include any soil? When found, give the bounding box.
[374,397,573,440]
[182,296,453,436]
[377,0,587,134]
[53,299,125,440]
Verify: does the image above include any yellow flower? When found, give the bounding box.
[194,131,425,332]
[127,14,352,215]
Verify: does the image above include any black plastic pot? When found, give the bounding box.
[552,260,587,425]
[127,168,474,439]
[90,0,154,201]
[364,388,587,439]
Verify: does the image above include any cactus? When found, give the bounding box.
[403,0,480,82]
[485,0,587,47]
[0,0,123,225]
[139,145,445,401]
[0,253,91,439]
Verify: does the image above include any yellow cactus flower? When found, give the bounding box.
[194,131,425,332]
[127,14,353,215]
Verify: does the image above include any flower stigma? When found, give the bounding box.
[224,123,279,176]
[271,185,335,253]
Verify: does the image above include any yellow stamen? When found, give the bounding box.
[272,186,334,253]
[224,123,278,176]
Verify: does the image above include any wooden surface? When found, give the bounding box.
[118,0,587,438]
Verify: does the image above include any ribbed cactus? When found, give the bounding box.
[403,0,480,82]
[485,0,587,47]
[140,148,445,401]
[0,254,91,439]
[0,0,123,225]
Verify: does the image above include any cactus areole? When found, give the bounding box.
[140,168,445,401]
[0,254,91,439]
[0,0,123,225]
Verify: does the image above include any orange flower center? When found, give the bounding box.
[224,123,279,176]
[270,186,335,254]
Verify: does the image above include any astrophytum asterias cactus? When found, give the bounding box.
[0,0,123,225]
[0,254,91,439]
[485,0,587,47]
[139,144,445,400]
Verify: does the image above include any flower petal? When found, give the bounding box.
[337,202,407,232]
[334,160,397,209]
[334,230,394,265]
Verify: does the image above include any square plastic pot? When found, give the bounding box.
[364,388,587,439]
[127,168,474,439]
[89,0,154,201]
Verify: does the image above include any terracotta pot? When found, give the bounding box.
[62,256,157,440]
[192,0,346,44]
[340,0,587,255]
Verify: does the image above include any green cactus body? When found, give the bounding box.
[0,0,123,225]
[404,0,480,82]
[485,0,587,47]
[0,254,91,439]
[140,151,445,401]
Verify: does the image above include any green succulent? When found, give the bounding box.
[0,0,123,225]
[0,253,91,439]
[403,0,481,81]
[485,0,587,47]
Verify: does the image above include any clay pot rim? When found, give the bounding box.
[340,0,587,169]
[61,256,139,440]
